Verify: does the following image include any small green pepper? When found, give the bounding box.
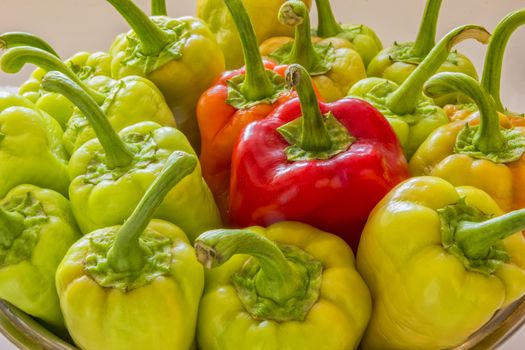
[0,93,69,197]
[2,46,176,156]
[42,71,221,241]
[0,185,80,333]
[56,152,204,350]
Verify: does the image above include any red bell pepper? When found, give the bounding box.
[229,64,409,251]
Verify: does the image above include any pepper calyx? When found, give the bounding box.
[85,229,172,292]
[233,243,322,322]
[455,124,525,163]
[269,42,336,76]
[439,198,508,276]
[226,70,288,109]
[278,111,354,161]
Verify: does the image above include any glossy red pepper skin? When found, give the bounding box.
[229,97,409,251]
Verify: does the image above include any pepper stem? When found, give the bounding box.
[456,209,525,260]
[424,72,506,153]
[1,46,106,104]
[278,1,323,71]
[315,0,342,37]
[107,152,197,273]
[0,32,60,57]
[411,0,443,57]
[481,9,525,113]
[41,71,134,169]
[0,208,25,249]
[387,25,490,115]
[151,0,167,16]
[286,64,332,151]
[106,0,171,56]
[195,229,306,303]
[223,0,276,101]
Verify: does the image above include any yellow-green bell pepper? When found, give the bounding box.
[260,0,366,102]
[356,176,525,350]
[108,0,225,152]
[56,152,204,350]
[0,93,69,197]
[348,25,489,158]
[195,221,371,350]
[197,0,311,69]
[0,184,80,333]
[41,71,221,241]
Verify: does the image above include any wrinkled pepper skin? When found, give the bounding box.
[259,1,366,102]
[197,0,311,69]
[0,185,80,332]
[195,222,371,350]
[109,0,225,152]
[18,51,112,129]
[56,153,204,350]
[229,65,409,251]
[0,93,69,198]
[357,176,525,350]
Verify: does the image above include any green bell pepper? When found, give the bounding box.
[195,222,371,350]
[313,0,382,68]
[42,71,221,241]
[108,0,225,152]
[0,93,69,197]
[2,46,176,156]
[0,185,80,333]
[367,0,479,106]
[56,152,204,350]
[348,25,490,158]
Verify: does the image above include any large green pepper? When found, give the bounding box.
[195,222,371,350]
[0,93,69,197]
[348,25,489,158]
[2,46,176,156]
[0,32,111,129]
[197,0,311,69]
[357,176,525,349]
[42,71,221,241]
[56,152,204,350]
[108,0,225,152]
[313,0,382,68]
[367,0,478,106]
[0,185,80,333]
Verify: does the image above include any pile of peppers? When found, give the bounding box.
[0,0,525,349]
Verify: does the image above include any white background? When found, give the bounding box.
[1,0,525,349]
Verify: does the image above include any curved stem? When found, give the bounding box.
[424,72,505,153]
[0,208,25,249]
[387,25,490,115]
[107,152,197,272]
[151,0,167,16]
[106,0,171,56]
[41,71,134,169]
[224,0,275,101]
[0,32,60,57]
[195,229,304,303]
[456,208,525,260]
[279,1,322,71]
[287,64,332,151]
[481,9,525,113]
[315,0,342,37]
[1,46,106,104]
[411,0,443,57]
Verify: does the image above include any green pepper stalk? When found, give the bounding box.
[224,0,277,102]
[481,9,525,113]
[151,0,167,16]
[424,72,525,163]
[108,151,197,273]
[410,0,442,58]
[0,32,59,57]
[41,71,133,169]
[314,0,383,67]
